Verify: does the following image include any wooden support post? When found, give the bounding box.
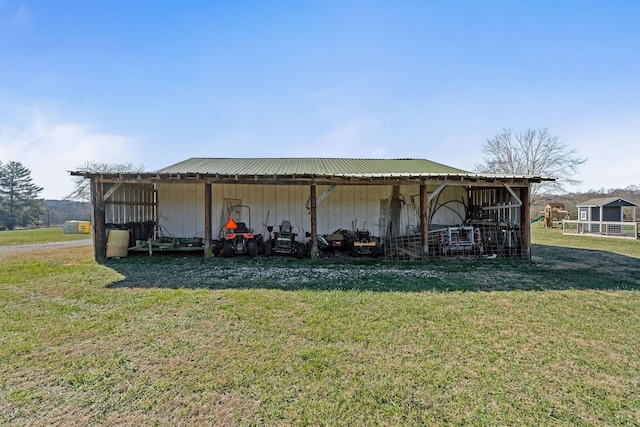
[204,183,213,259]
[390,185,401,236]
[310,183,318,261]
[520,185,531,260]
[420,184,429,260]
[93,179,106,261]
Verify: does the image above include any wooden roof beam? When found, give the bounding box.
[504,184,523,206]
[427,182,448,203]
[103,182,123,200]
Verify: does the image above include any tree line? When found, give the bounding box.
[3,127,633,229]
[0,161,143,230]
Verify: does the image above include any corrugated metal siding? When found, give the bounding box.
[104,183,155,225]
[157,183,205,237]
[430,186,468,226]
[156,158,469,176]
[156,182,468,241]
[158,183,310,239]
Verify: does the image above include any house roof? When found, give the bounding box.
[545,202,565,208]
[576,197,638,208]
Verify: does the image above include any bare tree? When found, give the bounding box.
[475,128,586,200]
[65,161,145,202]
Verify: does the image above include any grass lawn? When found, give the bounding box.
[531,223,640,258]
[1,227,639,425]
[0,227,91,246]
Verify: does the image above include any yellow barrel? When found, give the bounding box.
[106,230,130,258]
[77,221,91,234]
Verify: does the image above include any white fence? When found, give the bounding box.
[562,220,639,240]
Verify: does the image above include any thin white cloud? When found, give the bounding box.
[0,1,33,26]
[12,4,32,25]
[0,108,139,199]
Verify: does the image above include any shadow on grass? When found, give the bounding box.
[103,244,640,293]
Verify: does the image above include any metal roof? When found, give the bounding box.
[70,157,556,185]
[156,157,470,176]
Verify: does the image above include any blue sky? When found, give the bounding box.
[1,1,638,199]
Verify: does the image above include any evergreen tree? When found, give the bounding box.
[0,161,44,230]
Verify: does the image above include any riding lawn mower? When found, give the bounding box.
[264,220,306,258]
[221,205,263,257]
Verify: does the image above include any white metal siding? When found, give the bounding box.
[430,186,468,227]
[211,184,309,239]
[157,183,204,237]
[157,183,468,240]
[316,185,389,236]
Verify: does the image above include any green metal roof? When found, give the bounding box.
[70,157,555,185]
[157,158,470,176]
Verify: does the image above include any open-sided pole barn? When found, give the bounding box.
[71,158,553,261]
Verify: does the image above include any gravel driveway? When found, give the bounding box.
[0,239,93,254]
